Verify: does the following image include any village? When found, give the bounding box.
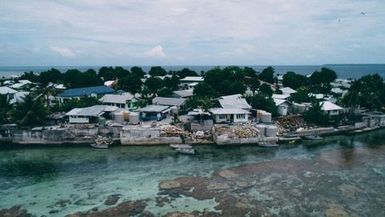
[1,66,385,150]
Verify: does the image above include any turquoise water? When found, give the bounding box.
[0,130,385,216]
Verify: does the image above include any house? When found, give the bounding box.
[280,87,297,95]
[209,108,250,123]
[173,89,194,98]
[152,97,186,113]
[274,99,291,116]
[100,93,135,110]
[0,86,17,101]
[137,105,170,121]
[66,105,119,124]
[218,94,252,111]
[321,101,344,116]
[58,86,115,103]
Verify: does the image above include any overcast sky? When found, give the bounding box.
[1,0,384,66]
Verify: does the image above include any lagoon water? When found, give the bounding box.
[0,130,385,216]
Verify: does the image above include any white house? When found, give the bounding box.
[209,108,250,123]
[100,93,135,110]
[274,99,291,116]
[66,105,119,124]
[218,94,252,111]
[321,101,344,116]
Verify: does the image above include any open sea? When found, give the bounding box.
[0,130,385,216]
[1,64,385,79]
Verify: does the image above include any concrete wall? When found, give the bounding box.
[120,127,182,145]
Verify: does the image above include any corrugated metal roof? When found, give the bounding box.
[0,86,17,95]
[210,108,250,115]
[321,101,344,111]
[152,97,186,107]
[137,105,170,113]
[100,93,133,104]
[58,86,114,97]
[173,89,194,98]
[218,94,251,110]
[180,76,204,82]
[281,87,297,94]
[66,105,118,117]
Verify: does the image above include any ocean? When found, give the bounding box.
[0,64,385,79]
[1,130,385,216]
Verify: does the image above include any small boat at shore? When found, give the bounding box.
[90,143,109,149]
[350,127,379,134]
[170,144,193,149]
[278,136,302,144]
[176,148,196,155]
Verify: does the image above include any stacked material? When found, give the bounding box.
[95,136,113,145]
[215,124,260,139]
[160,125,189,137]
[276,115,313,133]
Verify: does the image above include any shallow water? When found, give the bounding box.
[0,130,385,216]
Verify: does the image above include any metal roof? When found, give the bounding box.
[100,93,134,104]
[281,87,297,94]
[137,105,170,113]
[218,94,251,110]
[66,105,118,117]
[173,89,194,98]
[0,86,17,95]
[321,101,344,111]
[210,108,250,115]
[152,97,186,107]
[58,86,114,97]
[180,76,204,82]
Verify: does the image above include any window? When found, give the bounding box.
[236,114,245,119]
[218,114,226,119]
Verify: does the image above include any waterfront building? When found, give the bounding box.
[100,93,135,110]
[209,108,250,123]
[57,86,115,103]
[152,97,187,113]
[137,105,170,121]
[320,101,344,116]
[218,94,252,111]
[66,105,118,124]
[273,99,291,116]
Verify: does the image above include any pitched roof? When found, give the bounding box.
[152,97,186,107]
[272,94,290,99]
[58,86,114,97]
[281,87,297,94]
[210,108,250,115]
[100,93,134,104]
[218,94,251,110]
[173,89,194,98]
[321,101,344,111]
[180,76,204,82]
[273,98,289,106]
[137,105,170,113]
[0,86,17,95]
[66,105,118,117]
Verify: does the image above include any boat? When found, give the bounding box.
[175,148,196,155]
[278,136,301,144]
[302,135,323,140]
[170,144,193,149]
[90,143,109,149]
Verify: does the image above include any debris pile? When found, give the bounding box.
[160,125,190,137]
[276,116,313,134]
[95,136,113,145]
[215,124,260,138]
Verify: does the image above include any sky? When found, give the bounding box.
[1,0,385,66]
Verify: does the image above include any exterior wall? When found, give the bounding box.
[69,116,90,124]
[213,113,248,123]
[327,110,341,116]
[233,113,248,123]
[277,104,289,116]
[120,127,182,145]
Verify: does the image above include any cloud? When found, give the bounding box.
[50,46,76,58]
[144,45,166,58]
[1,0,385,65]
